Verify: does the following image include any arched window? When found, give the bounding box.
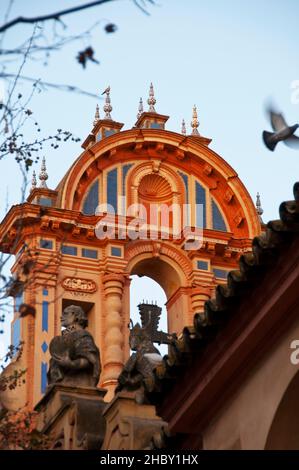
[178,171,189,203]
[82,179,99,215]
[178,171,189,225]
[212,198,227,231]
[121,163,134,215]
[107,168,118,213]
[195,181,206,228]
[122,163,134,195]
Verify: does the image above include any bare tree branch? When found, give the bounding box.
[1,74,100,99]
[0,0,118,33]
[0,28,97,57]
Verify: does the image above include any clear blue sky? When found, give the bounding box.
[0,0,299,357]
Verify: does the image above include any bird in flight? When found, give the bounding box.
[263,107,299,151]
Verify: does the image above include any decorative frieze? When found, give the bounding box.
[62,277,97,293]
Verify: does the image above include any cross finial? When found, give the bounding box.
[147,82,156,113]
[93,104,100,126]
[102,85,113,120]
[256,192,264,223]
[191,105,200,135]
[39,157,48,188]
[181,118,186,135]
[137,97,144,119]
[31,170,37,192]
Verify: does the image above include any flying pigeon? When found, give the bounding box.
[263,107,299,151]
[101,86,110,95]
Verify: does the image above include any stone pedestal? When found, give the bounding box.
[102,391,167,450]
[35,384,107,450]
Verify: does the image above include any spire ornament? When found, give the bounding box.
[137,97,144,119]
[31,170,37,192]
[191,105,200,135]
[181,119,186,136]
[93,104,100,126]
[256,192,264,223]
[102,85,113,120]
[147,82,156,113]
[39,157,48,188]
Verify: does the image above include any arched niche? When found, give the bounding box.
[130,255,182,299]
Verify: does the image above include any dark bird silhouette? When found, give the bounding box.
[263,107,299,151]
[76,46,99,69]
[104,23,117,33]
[101,86,110,95]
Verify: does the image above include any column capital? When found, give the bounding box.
[103,272,126,285]
[191,286,211,297]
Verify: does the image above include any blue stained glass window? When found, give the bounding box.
[111,246,122,257]
[178,172,189,203]
[61,245,77,256]
[83,179,99,215]
[150,122,163,129]
[178,171,189,225]
[12,318,21,349]
[41,341,48,353]
[41,362,48,394]
[195,181,206,228]
[213,268,228,279]
[15,292,24,311]
[42,301,49,332]
[197,260,209,271]
[212,199,227,232]
[43,288,48,296]
[104,129,115,138]
[40,239,53,250]
[82,248,98,259]
[107,168,118,213]
[122,164,134,195]
[39,197,52,207]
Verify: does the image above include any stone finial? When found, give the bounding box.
[181,119,186,136]
[147,82,156,113]
[137,97,144,119]
[39,157,48,188]
[31,170,37,192]
[102,85,113,120]
[191,105,200,135]
[256,192,264,223]
[93,104,100,126]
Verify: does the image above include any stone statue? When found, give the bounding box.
[47,305,101,388]
[117,303,176,403]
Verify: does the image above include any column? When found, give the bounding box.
[190,286,211,318]
[102,273,125,400]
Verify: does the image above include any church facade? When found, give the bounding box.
[0,84,261,410]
